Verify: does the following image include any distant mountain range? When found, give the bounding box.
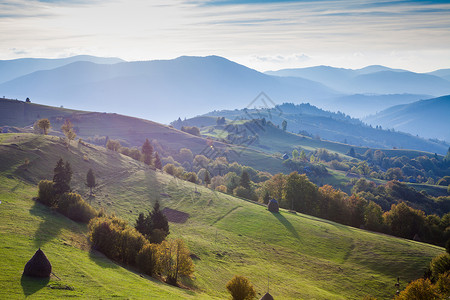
[0,55,124,84]
[266,65,450,95]
[1,55,449,136]
[364,95,450,143]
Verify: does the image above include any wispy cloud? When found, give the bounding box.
[0,0,449,72]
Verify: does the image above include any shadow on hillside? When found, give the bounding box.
[21,275,49,297]
[88,250,118,269]
[30,200,64,248]
[271,212,301,241]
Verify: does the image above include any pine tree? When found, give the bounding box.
[240,170,251,189]
[86,168,96,194]
[154,152,162,170]
[348,147,356,157]
[142,138,153,166]
[53,158,72,194]
[282,119,287,131]
[151,200,169,236]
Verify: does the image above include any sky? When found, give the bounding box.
[0,0,450,72]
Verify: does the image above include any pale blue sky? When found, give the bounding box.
[0,0,449,71]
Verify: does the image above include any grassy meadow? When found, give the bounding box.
[0,133,445,299]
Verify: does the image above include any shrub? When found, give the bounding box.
[163,164,176,176]
[57,192,97,223]
[184,172,198,183]
[215,185,227,193]
[118,227,147,265]
[395,278,439,300]
[226,275,256,300]
[38,180,57,207]
[233,186,257,201]
[430,253,450,280]
[89,216,128,261]
[136,244,160,276]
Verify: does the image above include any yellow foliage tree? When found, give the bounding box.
[158,239,194,285]
[226,275,256,300]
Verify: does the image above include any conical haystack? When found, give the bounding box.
[268,199,279,213]
[260,292,274,300]
[23,248,52,278]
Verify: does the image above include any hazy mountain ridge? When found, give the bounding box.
[0,55,124,84]
[364,95,450,143]
[0,55,340,123]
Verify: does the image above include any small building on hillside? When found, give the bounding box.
[282,153,289,160]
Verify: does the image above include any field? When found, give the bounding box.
[0,133,445,299]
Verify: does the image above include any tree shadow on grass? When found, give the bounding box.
[271,212,302,241]
[88,249,119,269]
[29,200,65,248]
[21,275,49,297]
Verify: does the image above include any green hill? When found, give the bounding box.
[0,133,445,299]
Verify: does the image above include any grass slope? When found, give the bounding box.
[0,133,445,299]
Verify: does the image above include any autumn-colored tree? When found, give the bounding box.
[395,278,440,300]
[159,239,194,285]
[61,119,76,145]
[226,275,256,300]
[36,118,51,135]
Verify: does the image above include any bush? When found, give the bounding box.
[118,227,147,265]
[57,192,97,223]
[226,275,256,300]
[233,186,257,201]
[395,278,439,300]
[136,244,160,276]
[215,185,227,193]
[38,180,57,207]
[184,172,198,183]
[430,253,450,280]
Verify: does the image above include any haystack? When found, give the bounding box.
[23,248,52,277]
[260,292,274,300]
[268,199,279,213]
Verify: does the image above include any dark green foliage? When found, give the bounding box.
[89,215,146,265]
[216,117,226,125]
[37,180,57,207]
[57,192,97,223]
[233,186,257,201]
[184,172,198,183]
[135,200,169,243]
[282,119,287,131]
[181,126,200,136]
[154,152,162,170]
[262,190,270,204]
[86,168,96,194]
[348,147,356,157]
[142,138,153,166]
[430,253,450,280]
[383,202,425,239]
[53,158,72,195]
[239,170,250,189]
[204,170,211,185]
[136,244,159,276]
[446,239,450,254]
[437,176,450,186]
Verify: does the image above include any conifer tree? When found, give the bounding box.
[204,170,211,185]
[142,138,153,166]
[154,152,162,170]
[239,170,250,189]
[53,158,72,194]
[86,168,96,194]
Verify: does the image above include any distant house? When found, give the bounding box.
[282,153,289,160]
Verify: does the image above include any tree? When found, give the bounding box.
[364,201,384,231]
[204,169,211,185]
[150,200,169,237]
[53,158,72,194]
[61,119,76,145]
[348,147,356,157]
[26,97,31,103]
[284,172,317,213]
[395,278,440,300]
[36,118,51,135]
[282,120,287,131]
[217,117,226,125]
[86,168,96,195]
[292,149,299,160]
[142,138,153,166]
[154,152,162,170]
[240,170,251,189]
[159,239,194,285]
[179,148,193,163]
[226,275,256,300]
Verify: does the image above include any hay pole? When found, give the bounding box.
[51,272,61,280]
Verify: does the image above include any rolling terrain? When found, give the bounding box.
[0,133,445,299]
